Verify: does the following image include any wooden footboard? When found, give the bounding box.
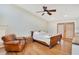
[50,36,58,48]
[50,34,62,48]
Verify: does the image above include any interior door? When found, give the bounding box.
[65,22,75,38]
[57,23,65,38]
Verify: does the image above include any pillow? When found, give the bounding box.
[33,31,39,37]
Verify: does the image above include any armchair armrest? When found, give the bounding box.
[4,40,20,45]
[16,37,26,40]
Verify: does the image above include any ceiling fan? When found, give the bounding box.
[36,6,56,16]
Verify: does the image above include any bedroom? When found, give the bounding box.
[0,4,79,55]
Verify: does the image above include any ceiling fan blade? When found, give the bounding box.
[42,13,45,16]
[47,11,52,15]
[36,11,44,13]
[48,9,56,12]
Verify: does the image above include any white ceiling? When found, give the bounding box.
[17,4,79,21]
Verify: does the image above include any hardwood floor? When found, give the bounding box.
[0,38,72,55]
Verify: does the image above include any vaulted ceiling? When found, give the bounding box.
[17,4,79,21]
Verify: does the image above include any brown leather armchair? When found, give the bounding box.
[2,34,26,52]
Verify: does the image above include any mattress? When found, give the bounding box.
[33,31,51,45]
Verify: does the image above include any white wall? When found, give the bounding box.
[75,18,79,33]
[0,25,7,43]
[0,5,48,37]
[0,5,79,37]
[48,19,76,35]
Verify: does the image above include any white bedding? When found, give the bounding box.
[33,31,51,45]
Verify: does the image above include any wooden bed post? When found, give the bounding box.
[31,31,34,41]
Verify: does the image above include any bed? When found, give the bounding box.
[31,31,62,48]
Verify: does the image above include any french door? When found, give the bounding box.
[57,22,75,39]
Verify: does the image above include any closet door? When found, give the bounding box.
[57,22,75,39]
[57,23,65,38]
[65,22,75,39]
